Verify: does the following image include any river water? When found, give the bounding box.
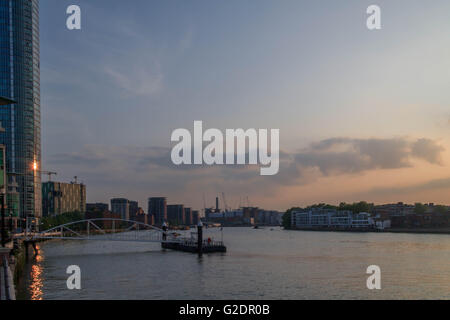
[16,227,450,300]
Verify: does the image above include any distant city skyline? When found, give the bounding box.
[39,1,450,211]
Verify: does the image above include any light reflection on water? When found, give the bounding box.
[28,245,43,300]
[16,228,450,300]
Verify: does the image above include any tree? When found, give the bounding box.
[282,207,302,229]
[339,201,373,213]
[354,201,373,213]
[306,203,337,210]
[434,205,447,215]
[41,211,84,231]
[414,203,426,215]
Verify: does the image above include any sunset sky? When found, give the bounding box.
[40,0,450,211]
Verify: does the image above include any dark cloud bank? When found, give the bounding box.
[47,137,446,203]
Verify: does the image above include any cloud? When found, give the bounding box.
[104,64,163,97]
[294,137,444,176]
[46,137,445,208]
[364,177,450,196]
[411,138,444,164]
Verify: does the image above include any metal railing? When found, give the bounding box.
[179,239,224,247]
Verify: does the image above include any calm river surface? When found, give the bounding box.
[16,227,450,300]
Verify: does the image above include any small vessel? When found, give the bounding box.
[170,232,181,237]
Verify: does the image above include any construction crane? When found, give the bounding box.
[40,171,57,182]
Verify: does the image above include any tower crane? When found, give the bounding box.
[40,171,57,182]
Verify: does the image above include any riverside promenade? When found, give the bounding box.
[0,246,16,300]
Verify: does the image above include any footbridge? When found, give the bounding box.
[27,218,181,243]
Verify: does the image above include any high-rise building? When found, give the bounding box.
[129,200,139,217]
[0,0,42,218]
[41,181,86,217]
[148,197,167,225]
[192,210,199,225]
[184,207,192,226]
[167,204,184,226]
[111,198,130,220]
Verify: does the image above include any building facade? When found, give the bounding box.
[130,207,148,225]
[291,209,379,229]
[129,200,138,217]
[111,198,130,220]
[192,210,199,225]
[373,202,415,217]
[85,210,120,229]
[167,204,184,226]
[42,181,86,217]
[148,197,167,225]
[0,0,42,218]
[184,207,192,225]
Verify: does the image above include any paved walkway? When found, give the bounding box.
[0,247,16,300]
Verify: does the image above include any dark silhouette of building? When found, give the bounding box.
[130,207,148,225]
[148,197,167,225]
[192,210,199,225]
[85,210,120,229]
[129,200,139,217]
[167,204,184,226]
[184,207,192,226]
[111,198,130,220]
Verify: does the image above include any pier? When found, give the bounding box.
[161,221,226,255]
[161,240,226,253]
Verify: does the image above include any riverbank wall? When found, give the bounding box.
[0,246,16,300]
[286,226,450,235]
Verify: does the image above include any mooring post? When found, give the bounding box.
[31,241,38,255]
[162,222,167,241]
[197,220,203,256]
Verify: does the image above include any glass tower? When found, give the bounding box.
[0,0,41,218]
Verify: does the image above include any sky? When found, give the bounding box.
[39,0,450,211]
